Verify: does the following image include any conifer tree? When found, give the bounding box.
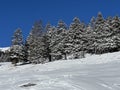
[45,23,53,61]
[65,17,86,55]
[50,20,68,60]
[27,20,44,63]
[10,28,24,65]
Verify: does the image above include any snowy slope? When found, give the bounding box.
[0,52,120,90]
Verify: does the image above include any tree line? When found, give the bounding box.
[1,12,120,65]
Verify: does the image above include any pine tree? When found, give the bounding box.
[22,41,29,63]
[65,17,86,55]
[111,16,120,51]
[56,20,68,59]
[45,23,53,61]
[10,28,24,65]
[27,20,45,63]
[49,20,68,60]
[30,20,43,37]
[12,28,23,45]
[90,12,106,54]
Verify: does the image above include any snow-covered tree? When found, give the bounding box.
[64,17,86,55]
[8,12,120,63]
[45,23,53,61]
[27,20,46,63]
[12,28,23,45]
[87,13,120,54]
[10,28,24,65]
[49,20,68,60]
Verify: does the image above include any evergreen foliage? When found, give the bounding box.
[10,28,25,65]
[6,12,120,64]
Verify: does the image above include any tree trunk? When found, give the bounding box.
[49,54,52,62]
[64,53,67,60]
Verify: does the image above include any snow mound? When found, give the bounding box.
[0,47,10,52]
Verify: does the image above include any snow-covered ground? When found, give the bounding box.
[1,52,120,90]
[0,47,10,52]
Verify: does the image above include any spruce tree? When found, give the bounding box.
[45,23,53,61]
[10,28,24,65]
[66,17,86,55]
[27,20,44,63]
[49,20,68,60]
[56,20,68,59]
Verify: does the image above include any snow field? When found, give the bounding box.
[0,51,120,90]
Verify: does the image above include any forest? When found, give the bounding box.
[0,12,120,65]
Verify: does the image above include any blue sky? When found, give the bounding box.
[0,0,120,47]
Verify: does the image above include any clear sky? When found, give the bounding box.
[0,0,120,47]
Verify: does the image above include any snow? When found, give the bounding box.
[0,47,10,52]
[1,51,120,90]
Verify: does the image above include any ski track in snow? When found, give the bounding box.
[1,52,120,90]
